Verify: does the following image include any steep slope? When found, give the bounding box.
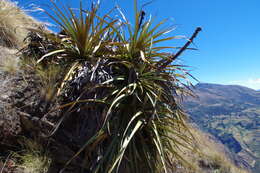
[0,0,40,48]
[184,83,260,172]
[173,124,249,173]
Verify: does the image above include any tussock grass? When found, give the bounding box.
[0,46,19,74]
[35,64,63,103]
[0,139,51,173]
[14,139,51,173]
[0,0,39,48]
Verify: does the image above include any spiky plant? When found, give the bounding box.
[23,0,201,172]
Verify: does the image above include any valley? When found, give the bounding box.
[184,83,260,172]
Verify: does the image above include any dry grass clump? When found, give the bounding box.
[0,139,51,173]
[14,139,51,173]
[0,0,39,48]
[0,46,19,74]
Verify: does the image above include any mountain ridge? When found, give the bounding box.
[184,82,260,173]
[196,82,259,90]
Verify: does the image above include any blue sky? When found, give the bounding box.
[16,0,260,89]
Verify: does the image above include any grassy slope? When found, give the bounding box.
[174,125,248,173]
[0,0,39,48]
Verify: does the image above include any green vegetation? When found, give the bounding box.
[0,138,51,173]
[14,138,51,173]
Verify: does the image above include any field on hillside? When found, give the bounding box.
[184,83,260,173]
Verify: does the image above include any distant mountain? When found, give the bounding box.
[184,83,260,173]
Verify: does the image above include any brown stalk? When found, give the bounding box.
[158,27,202,69]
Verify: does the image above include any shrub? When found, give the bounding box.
[21,0,201,172]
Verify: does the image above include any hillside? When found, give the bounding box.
[184,83,260,173]
[0,0,39,48]
[0,1,250,173]
[171,124,250,173]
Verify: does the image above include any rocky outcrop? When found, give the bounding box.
[0,47,21,143]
